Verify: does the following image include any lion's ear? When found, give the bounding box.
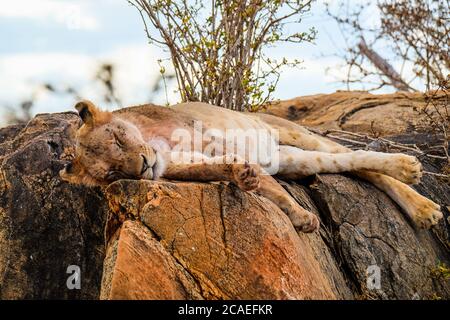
[75,100,96,126]
[59,158,102,186]
[74,100,111,127]
[59,161,80,184]
[59,159,85,185]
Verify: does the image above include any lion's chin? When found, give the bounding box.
[151,151,167,180]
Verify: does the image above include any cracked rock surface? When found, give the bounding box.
[102,180,336,299]
[0,100,449,299]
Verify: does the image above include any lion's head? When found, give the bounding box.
[60,100,165,186]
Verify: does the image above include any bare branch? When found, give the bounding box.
[357,37,412,92]
[326,0,449,92]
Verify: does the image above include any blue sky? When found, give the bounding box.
[0,0,389,124]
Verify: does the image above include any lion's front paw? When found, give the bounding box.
[407,194,443,229]
[386,154,423,185]
[288,207,320,233]
[231,162,260,191]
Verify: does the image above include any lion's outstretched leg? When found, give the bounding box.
[277,146,422,184]
[162,153,260,191]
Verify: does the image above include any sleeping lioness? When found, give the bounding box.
[60,100,443,233]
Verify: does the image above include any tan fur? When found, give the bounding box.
[60,100,443,232]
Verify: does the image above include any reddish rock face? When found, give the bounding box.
[101,220,202,300]
[102,180,336,300]
[101,176,450,300]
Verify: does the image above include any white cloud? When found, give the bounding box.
[0,52,97,118]
[0,0,99,30]
[98,44,179,107]
[0,44,180,125]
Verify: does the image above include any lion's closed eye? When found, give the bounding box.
[106,170,127,181]
[113,133,124,148]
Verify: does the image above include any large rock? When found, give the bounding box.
[0,113,109,299]
[0,94,449,299]
[101,180,337,300]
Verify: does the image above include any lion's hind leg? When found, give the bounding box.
[356,171,443,228]
[259,114,443,229]
[276,145,442,229]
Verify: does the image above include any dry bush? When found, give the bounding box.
[417,78,450,167]
[95,64,122,105]
[128,0,316,111]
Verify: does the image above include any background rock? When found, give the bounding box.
[265,91,442,136]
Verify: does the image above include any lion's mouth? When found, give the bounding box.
[140,154,156,180]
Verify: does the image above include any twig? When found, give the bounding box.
[423,171,449,178]
[309,127,449,161]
